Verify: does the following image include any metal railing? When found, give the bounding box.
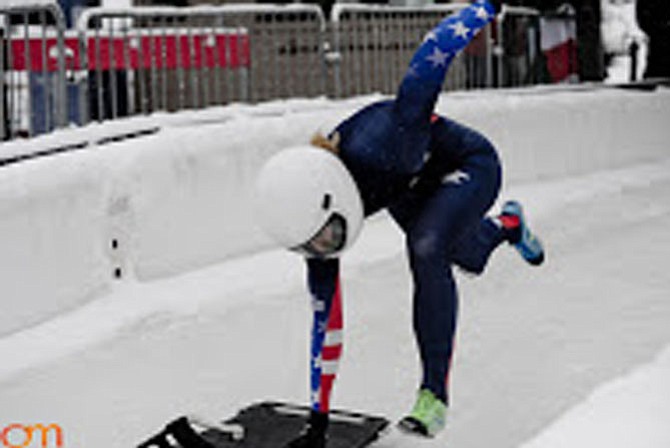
[1,2,67,140]
[1,3,572,144]
[229,4,327,103]
[496,5,542,88]
[77,6,249,122]
[496,5,578,87]
[76,4,327,122]
[329,3,494,98]
[539,6,579,84]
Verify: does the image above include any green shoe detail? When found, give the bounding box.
[399,389,447,437]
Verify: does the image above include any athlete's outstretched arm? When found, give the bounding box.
[395,1,495,131]
[306,257,343,414]
[286,259,342,447]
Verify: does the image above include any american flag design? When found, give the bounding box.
[405,1,495,85]
[307,258,343,413]
[310,278,343,412]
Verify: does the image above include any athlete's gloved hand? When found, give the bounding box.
[285,411,328,448]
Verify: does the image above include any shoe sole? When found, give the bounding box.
[397,416,440,438]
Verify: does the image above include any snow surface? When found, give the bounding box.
[1,87,670,447]
[521,344,670,448]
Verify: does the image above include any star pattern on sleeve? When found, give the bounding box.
[448,20,471,40]
[425,47,451,68]
[423,30,439,44]
[475,6,491,21]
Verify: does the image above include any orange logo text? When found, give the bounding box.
[0,424,63,448]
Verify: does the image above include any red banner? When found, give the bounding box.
[8,32,250,72]
[540,17,578,83]
[544,39,578,83]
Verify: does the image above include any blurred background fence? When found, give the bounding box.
[1,2,579,141]
[328,3,494,98]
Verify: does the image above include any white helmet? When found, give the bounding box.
[254,146,364,258]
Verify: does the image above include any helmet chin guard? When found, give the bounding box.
[291,212,347,258]
[254,146,364,257]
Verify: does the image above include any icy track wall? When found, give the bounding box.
[1,87,669,335]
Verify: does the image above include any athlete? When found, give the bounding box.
[255,1,544,446]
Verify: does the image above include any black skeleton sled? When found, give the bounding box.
[138,402,390,448]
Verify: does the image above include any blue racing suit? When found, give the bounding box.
[306,1,503,410]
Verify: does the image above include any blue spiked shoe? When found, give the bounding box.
[500,200,545,266]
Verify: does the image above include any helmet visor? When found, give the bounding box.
[292,213,347,258]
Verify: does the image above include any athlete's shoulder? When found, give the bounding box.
[335,99,395,133]
[430,114,497,157]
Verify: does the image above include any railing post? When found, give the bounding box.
[49,4,68,129]
[484,24,493,88]
[496,6,506,88]
[78,26,90,125]
[6,15,14,139]
[629,40,639,82]
[109,16,119,119]
[23,13,33,136]
[187,22,198,109]
[0,18,5,141]
[160,20,168,111]
[40,9,50,133]
[0,3,69,140]
[332,7,342,98]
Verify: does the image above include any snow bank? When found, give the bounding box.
[437,87,670,184]
[0,0,56,8]
[0,154,109,337]
[520,344,670,448]
[1,86,669,335]
[0,96,376,335]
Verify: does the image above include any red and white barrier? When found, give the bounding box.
[8,30,250,72]
[540,17,578,83]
